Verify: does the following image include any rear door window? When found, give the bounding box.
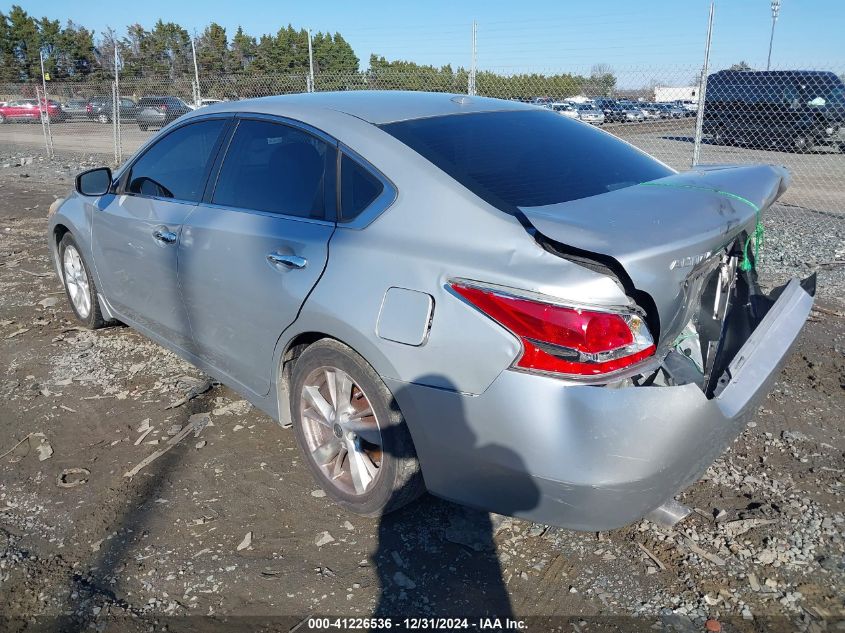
[339,154,384,221]
[212,118,335,219]
[126,119,227,202]
[381,109,672,211]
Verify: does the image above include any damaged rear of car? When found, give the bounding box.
[378,106,814,530]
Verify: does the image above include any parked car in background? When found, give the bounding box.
[574,103,605,125]
[0,99,65,123]
[90,97,139,123]
[62,98,89,119]
[703,69,845,152]
[592,98,628,123]
[49,91,813,530]
[85,96,111,122]
[655,103,685,119]
[640,103,662,120]
[190,98,225,110]
[136,96,192,130]
[550,102,579,119]
[674,100,698,116]
[624,107,645,123]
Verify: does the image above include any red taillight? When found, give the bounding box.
[450,282,656,377]
[160,104,168,111]
[86,104,92,112]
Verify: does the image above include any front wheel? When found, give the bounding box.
[290,339,424,517]
[59,233,105,329]
[711,128,731,145]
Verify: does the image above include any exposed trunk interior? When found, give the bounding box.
[537,228,816,399]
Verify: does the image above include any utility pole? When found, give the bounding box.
[307,29,315,93]
[468,20,477,96]
[38,50,54,158]
[191,34,202,106]
[114,45,122,163]
[767,0,781,70]
[692,1,715,167]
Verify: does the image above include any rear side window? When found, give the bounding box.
[213,119,334,219]
[339,154,384,221]
[381,109,672,210]
[127,119,226,202]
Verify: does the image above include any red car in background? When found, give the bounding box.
[0,98,66,123]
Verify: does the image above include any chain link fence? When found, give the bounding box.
[1,66,844,228]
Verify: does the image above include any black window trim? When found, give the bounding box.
[116,113,235,205]
[202,112,339,226]
[336,143,397,230]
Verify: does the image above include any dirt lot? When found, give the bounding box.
[0,155,843,632]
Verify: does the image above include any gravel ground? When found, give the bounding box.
[0,152,843,632]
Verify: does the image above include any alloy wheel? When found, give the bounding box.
[63,245,91,318]
[299,366,383,496]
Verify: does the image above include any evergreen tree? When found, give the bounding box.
[229,26,256,72]
[0,12,19,81]
[196,23,228,74]
[7,5,40,81]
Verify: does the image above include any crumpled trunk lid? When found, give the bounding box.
[520,164,790,343]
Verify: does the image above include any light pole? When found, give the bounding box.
[767,0,781,71]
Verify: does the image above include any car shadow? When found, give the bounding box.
[53,394,214,633]
[372,375,541,618]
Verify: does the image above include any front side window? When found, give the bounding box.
[213,119,333,219]
[381,109,672,211]
[127,119,226,201]
[339,154,384,221]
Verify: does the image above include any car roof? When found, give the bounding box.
[207,91,536,124]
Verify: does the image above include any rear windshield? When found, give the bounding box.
[380,109,672,210]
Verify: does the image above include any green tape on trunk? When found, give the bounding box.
[638,181,763,271]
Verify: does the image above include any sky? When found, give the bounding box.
[12,0,845,84]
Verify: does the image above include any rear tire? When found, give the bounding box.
[97,113,109,124]
[0,113,5,124]
[289,339,424,517]
[792,134,812,153]
[138,124,148,131]
[59,233,105,330]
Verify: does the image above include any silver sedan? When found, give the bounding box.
[48,92,813,530]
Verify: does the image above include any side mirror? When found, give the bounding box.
[76,167,112,197]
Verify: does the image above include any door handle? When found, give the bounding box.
[266,252,307,269]
[152,228,177,244]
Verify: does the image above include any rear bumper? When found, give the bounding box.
[390,278,813,531]
[137,112,167,125]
